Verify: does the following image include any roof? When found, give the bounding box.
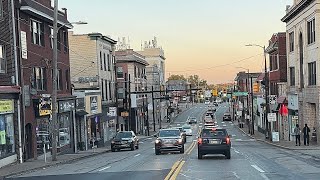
[88,33,117,45]
[20,0,70,27]
[281,0,313,22]
[234,72,261,81]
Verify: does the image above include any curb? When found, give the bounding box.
[236,125,320,151]
[3,149,111,179]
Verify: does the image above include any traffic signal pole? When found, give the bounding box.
[251,76,254,135]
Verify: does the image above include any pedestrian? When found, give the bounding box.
[302,124,310,146]
[294,124,301,146]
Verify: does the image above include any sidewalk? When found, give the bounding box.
[0,102,194,178]
[236,122,320,151]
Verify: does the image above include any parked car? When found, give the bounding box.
[154,129,185,155]
[197,128,231,159]
[111,131,139,152]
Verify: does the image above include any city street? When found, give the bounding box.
[5,103,320,180]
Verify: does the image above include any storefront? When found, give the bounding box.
[0,99,15,167]
[58,99,75,153]
[75,97,88,151]
[288,93,298,141]
[86,94,102,148]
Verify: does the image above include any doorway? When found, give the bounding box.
[24,123,33,160]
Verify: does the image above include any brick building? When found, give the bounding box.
[282,0,320,142]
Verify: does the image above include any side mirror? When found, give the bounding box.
[154,134,158,137]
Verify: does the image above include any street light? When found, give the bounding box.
[52,0,87,161]
[245,44,269,139]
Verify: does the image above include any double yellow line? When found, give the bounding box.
[164,159,185,180]
[185,141,196,155]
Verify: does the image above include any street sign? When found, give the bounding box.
[269,95,277,105]
[267,113,277,122]
[233,92,248,96]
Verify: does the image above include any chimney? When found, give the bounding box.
[62,8,68,18]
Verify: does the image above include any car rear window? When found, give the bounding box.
[201,129,227,138]
[159,130,180,137]
[116,132,132,138]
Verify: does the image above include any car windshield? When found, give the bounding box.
[182,126,191,129]
[115,132,132,139]
[159,130,180,137]
[201,129,227,138]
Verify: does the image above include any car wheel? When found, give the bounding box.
[155,149,160,155]
[111,148,115,152]
[225,150,231,159]
[180,145,185,154]
[136,143,139,149]
[198,151,203,159]
[130,143,135,151]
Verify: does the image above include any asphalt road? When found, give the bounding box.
[7,103,206,180]
[7,102,320,180]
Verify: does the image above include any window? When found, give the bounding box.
[63,30,68,52]
[32,67,47,90]
[308,62,316,85]
[103,53,107,71]
[55,69,63,90]
[31,19,44,46]
[289,67,295,86]
[65,70,69,90]
[49,27,53,48]
[0,114,15,158]
[100,51,103,70]
[58,114,71,147]
[107,54,111,71]
[57,30,61,51]
[101,80,104,100]
[0,45,6,73]
[270,55,278,71]
[109,81,112,100]
[307,18,315,44]
[117,67,123,78]
[105,80,108,100]
[117,88,124,99]
[289,32,294,52]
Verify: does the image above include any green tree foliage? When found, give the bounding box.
[167,74,186,81]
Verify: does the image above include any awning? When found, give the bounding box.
[75,110,88,117]
[277,96,287,104]
[0,86,20,94]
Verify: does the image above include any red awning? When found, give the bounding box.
[0,86,20,94]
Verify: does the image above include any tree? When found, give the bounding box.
[187,75,207,88]
[167,74,186,81]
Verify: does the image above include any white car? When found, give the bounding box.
[182,125,192,136]
[204,100,210,105]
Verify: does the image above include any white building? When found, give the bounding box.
[282,0,320,142]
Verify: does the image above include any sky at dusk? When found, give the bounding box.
[60,0,293,84]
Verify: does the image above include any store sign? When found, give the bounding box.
[108,107,117,117]
[90,96,98,114]
[59,100,75,113]
[288,94,298,110]
[268,113,277,122]
[39,94,51,116]
[76,98,85,110]
[0,100,14,114]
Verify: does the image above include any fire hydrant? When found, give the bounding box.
[311,128,317,145]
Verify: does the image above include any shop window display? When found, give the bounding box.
[36,118,50,155]
[0,114,14,158]
[59,114,70,147]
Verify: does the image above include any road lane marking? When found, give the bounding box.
[170,161,185,180]
[234,150,240,154]
[134,153,141,157]
[251,165,265,173]
[221,122,225,124]
[233,172,240,179]
[164,160,181,180]
[223,124,226,127]
[147,137,152,140]
[98,166,111,171]
[139,142,144,144]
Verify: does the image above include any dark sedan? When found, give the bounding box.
[223,112,232,121]
[197,128,231,159]
[111,131,139,152]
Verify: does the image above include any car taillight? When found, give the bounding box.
[198,138,203,144]
[226,137,230,144]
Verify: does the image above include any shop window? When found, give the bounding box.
[0,114,15,158]
[36,118,50,155]
[58,114,70,147]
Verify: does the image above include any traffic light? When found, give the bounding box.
[212,89,218,96]
[253,83,260,93]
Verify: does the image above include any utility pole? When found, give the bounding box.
[113,50,119,130]
[264,46,270,139]
[152,85,155,131]
[128,74,131,131]
[251,76,254,135]
[124,73,128,131]
[51,0,58,161]
[246,70,250,134]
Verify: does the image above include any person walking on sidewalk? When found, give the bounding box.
[302,124,310,146]
[294,124,301,146]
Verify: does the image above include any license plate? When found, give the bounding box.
[209,140,219,144]
[121,141,128,144]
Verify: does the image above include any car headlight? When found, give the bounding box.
[111,140,115,144]
[128,139,133,143]
[155,139,161,144]
[178,139,183,143]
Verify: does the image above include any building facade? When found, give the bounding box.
[0,0,21,168]
[282,0,320,142]
[115,49,148,135]
[69,32,117,148]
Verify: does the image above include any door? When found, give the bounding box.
[25,123,33,160]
